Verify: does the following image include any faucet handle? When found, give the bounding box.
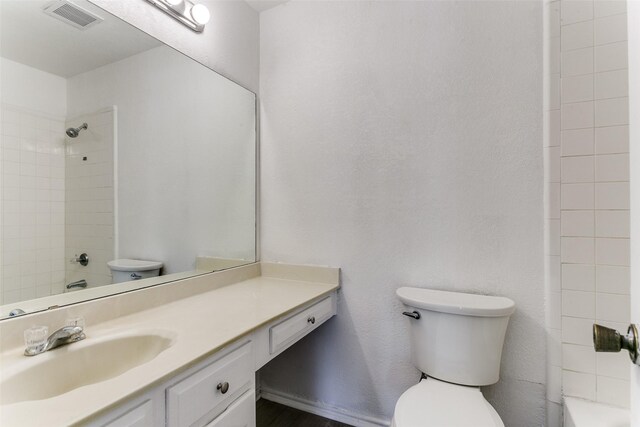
[66,316,85,329]
[24,326,48,355]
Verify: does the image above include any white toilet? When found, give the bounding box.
[107,259,163,284]
[393,287,516,427]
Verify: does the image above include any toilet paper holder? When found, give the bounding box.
[593,323,639,365]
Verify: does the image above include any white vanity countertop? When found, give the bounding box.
[0,263,339,427]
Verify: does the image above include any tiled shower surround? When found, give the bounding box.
[546,0,630,416]
[0,106,67,304]
[64,108,115,289]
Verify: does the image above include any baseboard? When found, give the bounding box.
[260,387,391,427]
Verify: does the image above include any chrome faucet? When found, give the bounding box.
[67,279,88,290]
[24,321,86,356]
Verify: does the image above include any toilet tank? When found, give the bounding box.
[107,259,163,284]
[396,287,515,386]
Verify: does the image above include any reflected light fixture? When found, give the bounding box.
[145,0,210,32]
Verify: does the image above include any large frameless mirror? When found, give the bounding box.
[0,0,257,319]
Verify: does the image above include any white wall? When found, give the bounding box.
[1,57,67,117]
[258,1,544,425]
[89,0,260,93]
[1,58,67,305]
[67,46,256,274]
[553,0,631,409]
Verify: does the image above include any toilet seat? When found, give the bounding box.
[392,378,504,427]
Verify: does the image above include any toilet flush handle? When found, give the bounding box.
[402,311,420,320]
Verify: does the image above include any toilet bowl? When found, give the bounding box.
[107,259,163,284]
[392,378,503,427]
[394,287,515,426]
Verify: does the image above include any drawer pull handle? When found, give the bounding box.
[217,382,229,394]
[307,316,316,324]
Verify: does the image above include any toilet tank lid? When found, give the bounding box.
[107,259,163,272]
[396,287,515,317]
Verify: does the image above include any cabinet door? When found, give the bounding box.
[101,400,154,427]
[205,389,255,427]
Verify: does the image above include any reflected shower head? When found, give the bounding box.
[66,123,88,138]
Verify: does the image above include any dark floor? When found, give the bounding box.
[256,399,353,427]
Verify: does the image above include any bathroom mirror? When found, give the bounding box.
[0,0,256,318]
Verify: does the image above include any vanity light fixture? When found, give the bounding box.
[145,0,210,32]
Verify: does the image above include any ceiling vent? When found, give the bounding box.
[43,0,103,30]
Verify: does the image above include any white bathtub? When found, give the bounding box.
[564,397,629,427]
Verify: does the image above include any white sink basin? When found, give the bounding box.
[1,329,176,405]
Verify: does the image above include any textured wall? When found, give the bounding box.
[258,1,544,425]
[89,0,260,93]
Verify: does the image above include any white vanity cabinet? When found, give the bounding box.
[88,389,164,427]
[100,399,159,427]
[86,340,254,427]
[204,389,256,427]
[166,342,253,427]
[86,292,337,427]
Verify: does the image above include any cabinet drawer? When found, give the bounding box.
[205,389,255,427]
[166,342,252,427]
[270,296,333,354]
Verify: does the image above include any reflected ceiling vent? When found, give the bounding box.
[43,0,103,30]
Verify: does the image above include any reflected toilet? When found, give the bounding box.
[107,259,163,284]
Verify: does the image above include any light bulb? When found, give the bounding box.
[166,0,183,6]
[190,3,210,25]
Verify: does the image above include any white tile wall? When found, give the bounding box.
[1,105,66,304]
[562,264,595,291]
[562,183,595,209]
[595,125,628,153]
[593,0,626,17]
[595,182,629,209]
[562,47,594,76]
[561,21,594,50]
[563,343,596,373]
[562,128,594,156]
[561,155,594,183]
[556,0,629,409]
[562,74,594,103]
[593,13,627,45]
[595,69,628,99]
[595,97,629,126]
[562,210,594,236]
[561,101,595,129]
[594,41,628,72]
[64,108,115,290]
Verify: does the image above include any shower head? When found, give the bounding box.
[66,123,88,138]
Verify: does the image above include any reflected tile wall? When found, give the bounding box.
[1,106,66,304]
[64,108,115,290]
